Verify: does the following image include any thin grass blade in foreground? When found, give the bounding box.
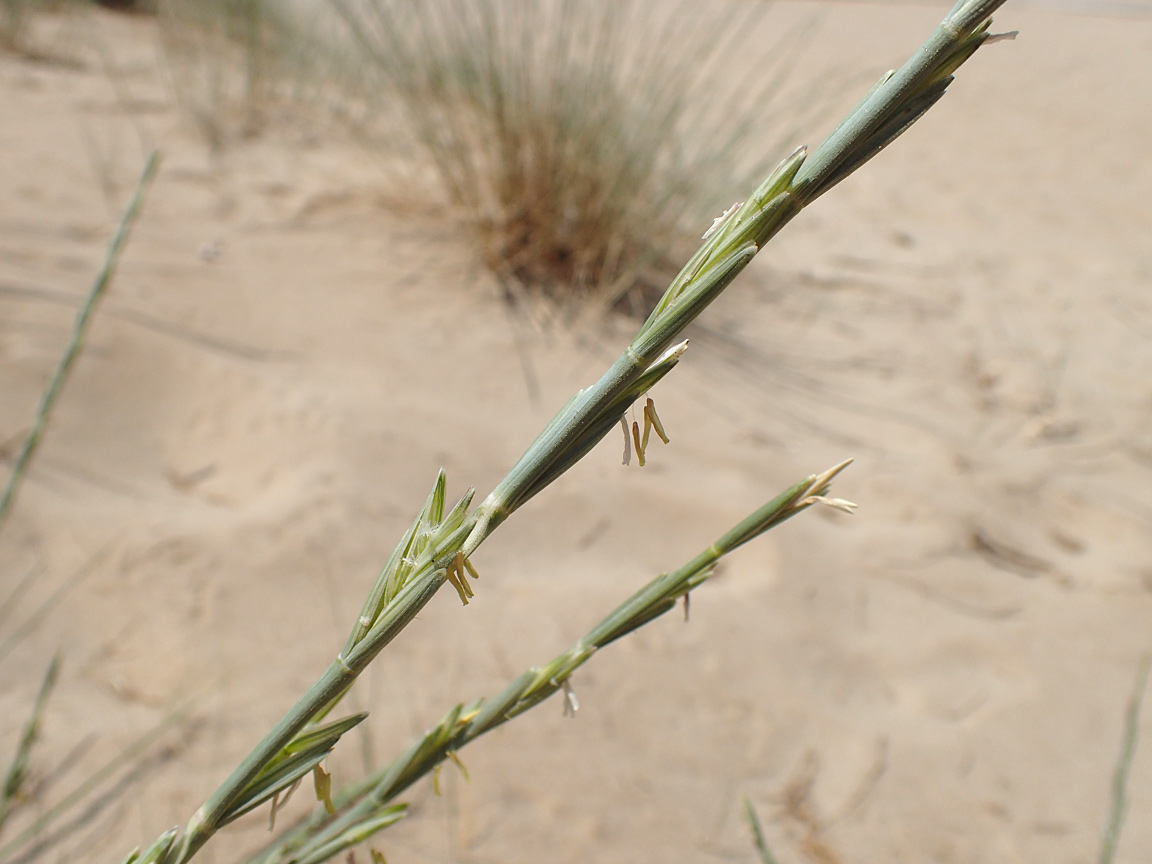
[0,702,192,864]
[1098,653,1150,864]
[742,797,781,864]
[0,151,160,541]
[0,655,59,836]
[134,3,1014,862]
[245,463,852,864]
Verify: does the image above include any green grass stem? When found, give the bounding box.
[244,464,851,864]
[1098,654,1150,864]
[136,3,1012,861]
[0,655,60,836]
[742,797,781,864]
[0,701,190,864]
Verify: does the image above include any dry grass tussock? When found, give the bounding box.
[154,0,834,314]
[332,0,831,313]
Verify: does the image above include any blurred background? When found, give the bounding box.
[0,1,1150,862]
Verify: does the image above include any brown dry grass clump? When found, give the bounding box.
[333,0,826,313]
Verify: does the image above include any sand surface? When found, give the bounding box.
[1,3,1151,863]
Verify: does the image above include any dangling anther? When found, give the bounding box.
[561,679,580,717]
[447,750,470,783]
[644,397,669,445]
[632,420,645,467]
[461,553,481,582]
[682,592,690,622]
[269,777,302,830]
[803,495,858,514]
[446,552,473,605]
[456,552,475,598]
[620,416,631,466]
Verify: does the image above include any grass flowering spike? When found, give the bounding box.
[346,470,450,653]
[136,1,1013,858]
[244,464,854,864]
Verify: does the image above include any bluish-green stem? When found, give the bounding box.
[247,462,851,864]
[146,1,1013,859]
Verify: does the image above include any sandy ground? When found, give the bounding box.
[1,3,1151,863]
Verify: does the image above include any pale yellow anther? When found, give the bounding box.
[447,750,470,782]
[445,555,473,605]
[461,554,481,582]
[561,680,579,717]
[804,495,858,514]
[645,397,669,444]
